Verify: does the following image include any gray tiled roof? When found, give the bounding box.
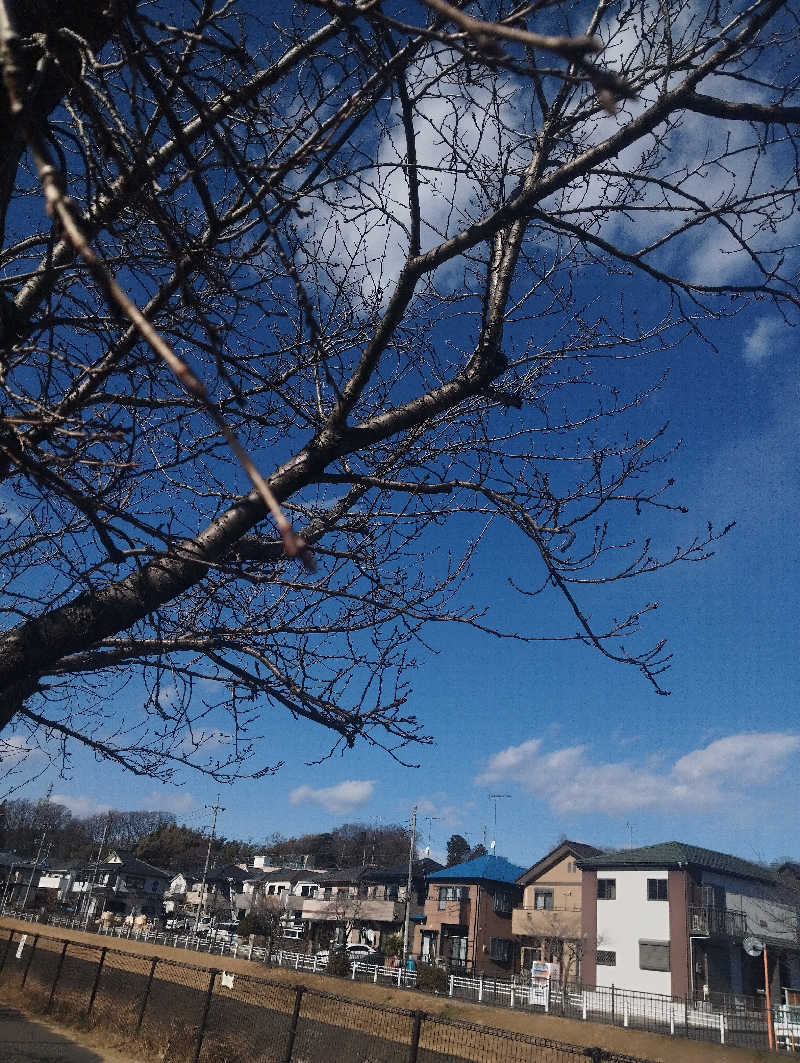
[578,842,777,884]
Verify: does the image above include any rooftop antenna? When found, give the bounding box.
[423,815,440,857]
[488,794,510,854]
[626,822,634,850]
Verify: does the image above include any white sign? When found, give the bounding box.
[16,934,27,959]
[220,971,235,989]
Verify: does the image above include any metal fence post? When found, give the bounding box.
[282,984,305,1063]
[192,969,217,1063]
[610,983,616,1025]
[408,1009,424,1063]
[20,933,39,987]
[86,947,107,1016]
[46,941,68,1011]
[135,957,158,1033]
[0,928,14,975]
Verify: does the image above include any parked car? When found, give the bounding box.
[211,921,239,942]
[315,943,384,966]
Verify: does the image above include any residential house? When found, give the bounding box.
[186,864,249,921]
[579,842,800,1002]
[35,851,172,919]
[513,840,601,982]
[163,871,190,914]
[0,852,44,911]
[302,860,441,953]
[236,867,330,941]
[419,854,525,976]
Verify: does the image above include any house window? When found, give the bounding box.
[490,937,512,963]
[647,878,668,901]
[639,940,670,971]
[534,889,554,911]
[493,890,512,915]
[438,886,468,909]
[597,950,616,966]
[597,879,616,900]
[567,861,577,873]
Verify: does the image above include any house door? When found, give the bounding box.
[421,930,437,963]
[448,934,468,970]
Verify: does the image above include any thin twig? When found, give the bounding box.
[0,5,313,568]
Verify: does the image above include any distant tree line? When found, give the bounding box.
[0,792,176,863]
[263,822,412,870]
[134,823,254,871]
[0,795,413,872]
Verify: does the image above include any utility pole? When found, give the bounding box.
[0,861,16,914]
[83,812,112,926]
[402,805,417,965]
[194,796,224,933]
[21,832,48,910]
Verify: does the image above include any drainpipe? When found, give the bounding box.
[473,884,481,976]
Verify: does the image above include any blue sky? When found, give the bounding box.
[2,2,799,871]
[12,314,798,869]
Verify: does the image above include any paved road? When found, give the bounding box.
[0,1003,108,1062]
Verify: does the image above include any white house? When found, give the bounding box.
[579,842,800,1002]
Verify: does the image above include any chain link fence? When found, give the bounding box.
[7,913,799,1054]
[0,927,656,1063]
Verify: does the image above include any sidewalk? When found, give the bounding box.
[0,1002,138,1062]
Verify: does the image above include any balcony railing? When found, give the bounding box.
[689,905,747,938]
[511,906,582,939]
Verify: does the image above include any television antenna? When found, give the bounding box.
[422,815,440,856]
[488,793,510,850]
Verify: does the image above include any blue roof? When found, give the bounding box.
[427,854,525,884]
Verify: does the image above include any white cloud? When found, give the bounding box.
[141,790,197,815]
[157,683,179,708]
[51,793,112,818]
[289,779,375,814]
[415,795,466,829]
[673,733,800,786]
[299,48,527,301]
[477,732,800,816]
[742,317,788,365]
[0,735,45,765]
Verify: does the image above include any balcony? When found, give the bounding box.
[301,896,407,923]
[689,905,747,938]
[512,906,582,939]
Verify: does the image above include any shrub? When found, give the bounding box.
[327,950,352,978]
[416,963,448,993]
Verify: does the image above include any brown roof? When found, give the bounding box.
[516,840,602,887]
